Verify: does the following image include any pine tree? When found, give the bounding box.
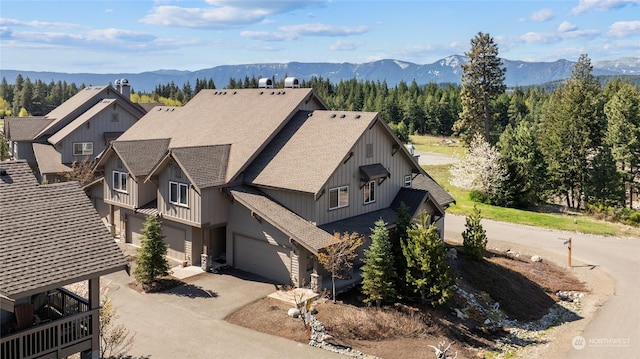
[454,32,506,144]
[461,205,488,260]
[402,210,454,306]
[133,215,171,288]
[604,80,640,208]
[391,202,411,296]
[539,54,604,209]
[361,219,397,307]
[0,131,9,161]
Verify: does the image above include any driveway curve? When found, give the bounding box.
[444,214,640,359]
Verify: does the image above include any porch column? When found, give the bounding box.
[82,277,100,359]
[109,204,116,236]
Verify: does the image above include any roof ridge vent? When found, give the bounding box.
[330,114,336,118]
[340,114,346,118]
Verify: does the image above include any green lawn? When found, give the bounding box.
[425,163,619,236]
[409,134,466,158]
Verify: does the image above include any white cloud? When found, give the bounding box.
[330,40,362,51]
[0,18,78,29]
[279,23,368,36]
[558,21,577,33]
[520,32,559,44]
[572,0,640,14]
[608,20,640,37]
[240,30,294,41]
[529,8,554,22]
[140,0,326,28]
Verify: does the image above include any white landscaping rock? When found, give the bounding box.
[531,255,543,263]
[288,308,301,318]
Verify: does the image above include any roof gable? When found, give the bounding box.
[244,110,379,195]
[112,138,171,178]
[0,161,127,298]
[171,145,230,190]
[5,117,55,141]
[47,98,116,145]
[37,85,145,139]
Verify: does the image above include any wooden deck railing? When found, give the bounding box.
[0,288,97,359]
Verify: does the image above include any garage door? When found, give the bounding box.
[126,215,185,262]
[126,215,145,247]
[234,234,292,284]
[162,225,186,262]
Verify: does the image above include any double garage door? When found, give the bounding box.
[126,215,186,262]
[234,234,292,284]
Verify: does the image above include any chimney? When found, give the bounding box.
[119,78,131,99]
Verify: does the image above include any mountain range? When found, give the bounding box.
[1,55,639,93]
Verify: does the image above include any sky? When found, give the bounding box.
[0,0,639,74]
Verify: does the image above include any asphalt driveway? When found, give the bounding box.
[102,252,342,359]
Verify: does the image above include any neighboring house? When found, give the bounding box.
[0,161,128,359]
[94,79,454,288]
[3,80,147,183]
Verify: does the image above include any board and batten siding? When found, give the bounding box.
[200,188,230,227]
[103,154,136,209]
[316,121,416,225]
[261,189,317,222]
[58,104,139,164]
[157,161,202,227]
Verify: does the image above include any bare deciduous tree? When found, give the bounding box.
[317,231,363,303]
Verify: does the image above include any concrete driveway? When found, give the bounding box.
[103,255,343,359]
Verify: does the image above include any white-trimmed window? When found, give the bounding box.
[363,181,376,204]
[329,186,349,210]
[113,171,127,193]
[73,142,93,156]
[404,175,412,188]
[169,181,189,206]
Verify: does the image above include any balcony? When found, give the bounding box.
[1,288,97,359]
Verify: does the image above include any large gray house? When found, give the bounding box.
[4,80,147,183]
[94,80,454,288]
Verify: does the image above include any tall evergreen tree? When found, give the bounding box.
[402,210,454,306]
[361,219,397,307]
[497,120,547,207]
[539,54,604,209]
[604,81,640,208]
[133,215,171,288]
[454,32,506,144]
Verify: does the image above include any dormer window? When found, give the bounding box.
[169,181,188,207]
[113,171,127,193]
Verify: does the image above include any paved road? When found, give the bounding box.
[444,214,640,359]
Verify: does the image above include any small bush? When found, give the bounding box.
[469,190,490,204]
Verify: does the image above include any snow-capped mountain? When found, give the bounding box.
[1,56,637,92]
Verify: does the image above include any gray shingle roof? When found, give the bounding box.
[0,161,127,298]
[32,143,72,174]
[172,145,230,189]
[228,186,334,254]
[319,208,399,238]
[245,110,378,195]
[113,139,171,177]
[412,173,456,207]
[5,117,54,141]
[117,88,322,183]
